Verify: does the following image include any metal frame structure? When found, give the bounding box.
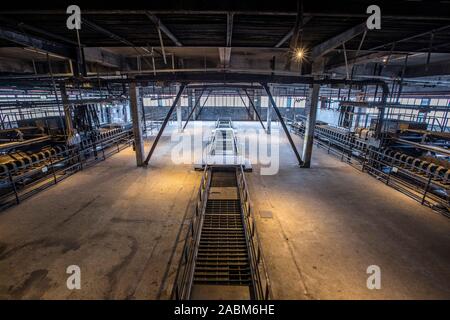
[237,89,266,130]
[128,71,388,167]
[243,88,266,131]
[0,71,390,171]
[263,83,303,166]
[182,88,205,130]
[143,83,186,165]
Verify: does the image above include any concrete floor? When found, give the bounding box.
[0,126,201,299]
[0,121,449,299]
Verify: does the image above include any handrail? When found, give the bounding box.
[171,165,211,299]
[172,164,272,300]
[289,120,450,214]
[236,165,272,300]
[0,128,134,208]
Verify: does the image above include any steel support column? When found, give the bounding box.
[243,88,265,130]
[237,90,254,120]
[249,90,257,120]
[190,90,196,120]
[266,84,273,134]
[60,84,74,137]
[301,83,320,168]
[129,82,145,166]
[183,88,205,130]
[144,83,186,165]
[193,90,199,119]
[262,83,303,166]
[196,92,211,120]
[375,90,388,139]
[176,84,182,132]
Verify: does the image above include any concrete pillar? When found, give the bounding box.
[266,85,273,134]
[176,84,182,132]
[129,82,145,166]
[60,85,74,136]
[301,83,320,168]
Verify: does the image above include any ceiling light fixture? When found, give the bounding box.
[295,47,305,61]
[294,47,306,61]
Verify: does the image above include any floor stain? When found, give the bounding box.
[0,238,80,261]
[8,269,51,299]
[110,217,156,224]
[0,242,6,256]
[104,234,138,299]
[59,196,100,225]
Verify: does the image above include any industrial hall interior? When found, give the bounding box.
[0,0,449,301]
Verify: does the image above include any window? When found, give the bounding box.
[420,98,430,106]
[261,96,269,107]
[181,95,189,107]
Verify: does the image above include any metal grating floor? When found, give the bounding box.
[194,169,251,285]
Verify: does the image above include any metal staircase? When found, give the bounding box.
[194,169,252,286]
[172,120,269,300]
[171,165,271,300]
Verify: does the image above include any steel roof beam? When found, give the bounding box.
[226,12,234,47]
[0,15,80,47]
[367,25,450,52]
[145,12,182,47]
[311,22,367,59]
[275,16,312,48]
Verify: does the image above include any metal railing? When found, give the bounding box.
[0,129,133,210]
[290,121,450,217]
[171,165,211,300]
[171,164,272,299]
[236,165,272,299]
[362,148,450,215]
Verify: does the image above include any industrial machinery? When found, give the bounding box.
[0,125,133,209]
[0,95,133,210]
[290,117,450,216]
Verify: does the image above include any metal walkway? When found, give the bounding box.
[198,119,250,168]
[195,168,251,287]
[172,120,268,299]
[172,165,271,300]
